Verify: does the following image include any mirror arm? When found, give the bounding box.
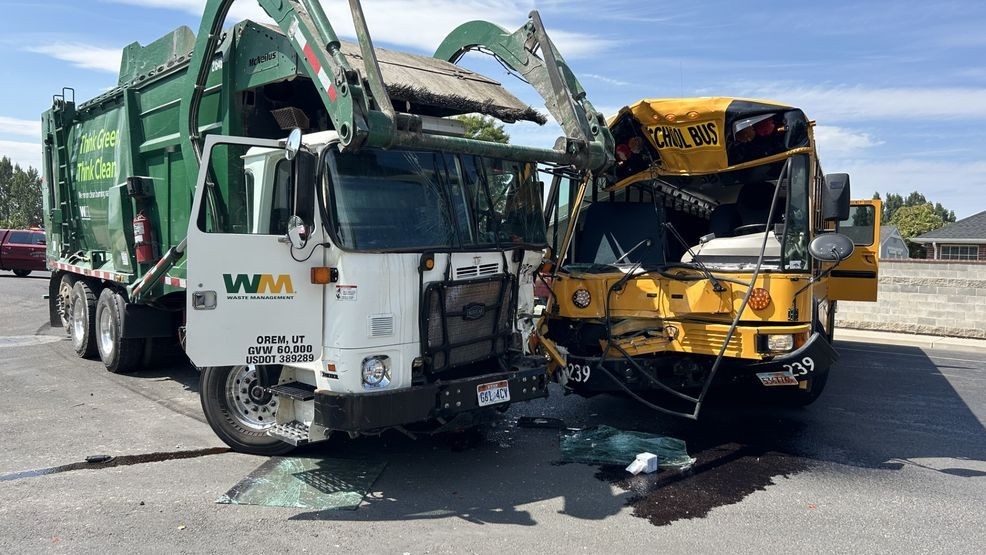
[789,255,844,320]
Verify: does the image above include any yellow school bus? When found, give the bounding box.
[539,97,880,417]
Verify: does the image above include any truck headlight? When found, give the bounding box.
[361,356,391,388]
[766,334,794,352]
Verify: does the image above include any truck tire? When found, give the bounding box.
[57,274,77,332]
[69,281,99,359]
[13,269,31,277]
[200,365,293,456]
[95,289,144,374]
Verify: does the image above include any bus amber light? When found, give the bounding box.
[748,287,772,310]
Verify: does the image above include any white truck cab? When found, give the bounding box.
[186,131,547,454]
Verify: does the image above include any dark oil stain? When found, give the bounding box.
[598,442,808,526]
[0,447,230,483]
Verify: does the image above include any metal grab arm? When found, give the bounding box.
[434,12,615,172]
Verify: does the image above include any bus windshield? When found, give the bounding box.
[324,149,546,252]
[557,97,815,273]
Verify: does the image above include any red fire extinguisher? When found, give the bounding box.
[133,211,156,264]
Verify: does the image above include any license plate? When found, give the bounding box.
[477,380,510,407]
[756,371,799,387]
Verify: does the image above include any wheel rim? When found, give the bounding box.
[98,307,115,357]
[71,299,85,348]
[225,365,277,432]
[58,283,73,327]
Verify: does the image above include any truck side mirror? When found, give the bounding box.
[283,128,302,161]
[286,215,307,249]
[808,232,854,262]
[822,173,851,221]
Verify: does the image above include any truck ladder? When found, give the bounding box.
[45,88,86,255]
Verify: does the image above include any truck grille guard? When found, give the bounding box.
[420,274,516,375]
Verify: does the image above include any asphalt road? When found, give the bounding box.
[1,274,984,553]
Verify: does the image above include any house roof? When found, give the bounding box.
[913,210,986,243]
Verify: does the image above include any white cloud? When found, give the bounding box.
[582,73,630,88]
[105,0,610,58]
[813,125,883,157]
[0,116,41,138]
[0,140,42,171]
[26,42,122,73]
[736,83,986,122]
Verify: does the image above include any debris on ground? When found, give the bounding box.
[217,457,386,511]
[516,416,568,430]
[560,425,695,470]
[625,452,659,475]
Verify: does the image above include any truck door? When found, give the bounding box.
[185,135,324,369]
[828,199,881,301]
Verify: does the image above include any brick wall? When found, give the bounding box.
[836,259,986,339]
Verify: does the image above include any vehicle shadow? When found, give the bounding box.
[286,420,632,525]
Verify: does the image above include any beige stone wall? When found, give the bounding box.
[835,260,986,339]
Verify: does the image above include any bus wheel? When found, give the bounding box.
[200,365,294,456]
[95,289,144,374]
[69,281,99,359]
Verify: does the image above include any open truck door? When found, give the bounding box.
[185,134,324,369]
[828,199,881,301]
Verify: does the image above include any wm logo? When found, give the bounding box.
[223,274,295,295]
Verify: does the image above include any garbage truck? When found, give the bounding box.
[42,0,614,454]
[538,97,880,418]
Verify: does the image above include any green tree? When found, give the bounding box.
[889,203,945,257]
[0,156,43,228]
[456,115,510,144]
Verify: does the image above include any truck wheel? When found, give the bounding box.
[57,275,77,332]
[69,281,99,358]
[95,289,144,374]
[13,269,31,277]
[200,365,293,456]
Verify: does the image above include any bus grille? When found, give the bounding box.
[422,275,515,373]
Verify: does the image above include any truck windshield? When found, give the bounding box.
[324,149,546,251]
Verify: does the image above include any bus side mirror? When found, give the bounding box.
[809,232,854,262]
[822,173,851,221]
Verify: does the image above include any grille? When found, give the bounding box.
[455,262,500,280]
[422,275,515,373]
[368,314,395,338]
[679,328,743,357]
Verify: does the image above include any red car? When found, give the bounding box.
[0,229,47,277]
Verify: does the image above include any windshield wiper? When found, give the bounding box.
[615,238,653,264]
[663,222,726,292]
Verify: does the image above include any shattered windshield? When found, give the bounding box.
[325,149,546,251]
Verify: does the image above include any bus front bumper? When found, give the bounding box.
[312,361,548,433]
[561,331,838,394]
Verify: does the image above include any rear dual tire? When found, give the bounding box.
[95,289,144,374]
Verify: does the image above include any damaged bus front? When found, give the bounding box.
[539,97,880,417]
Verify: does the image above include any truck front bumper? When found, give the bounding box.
[562,331,838,395]
[313,363,548,433]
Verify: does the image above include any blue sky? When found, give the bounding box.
[2,0,984,217]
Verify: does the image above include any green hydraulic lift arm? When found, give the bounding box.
[434,11,616,172]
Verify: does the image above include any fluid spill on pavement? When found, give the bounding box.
[597,442,808,526]
[0,447,230,483]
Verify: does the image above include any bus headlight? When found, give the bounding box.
[766,334,794,352]
[361,356,391,388]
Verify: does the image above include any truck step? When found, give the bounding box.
[268,381,316,401]
[267,421,311,446]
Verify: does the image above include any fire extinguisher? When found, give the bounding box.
[133,211,156,264]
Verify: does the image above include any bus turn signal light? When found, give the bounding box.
[748,287,772,310]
